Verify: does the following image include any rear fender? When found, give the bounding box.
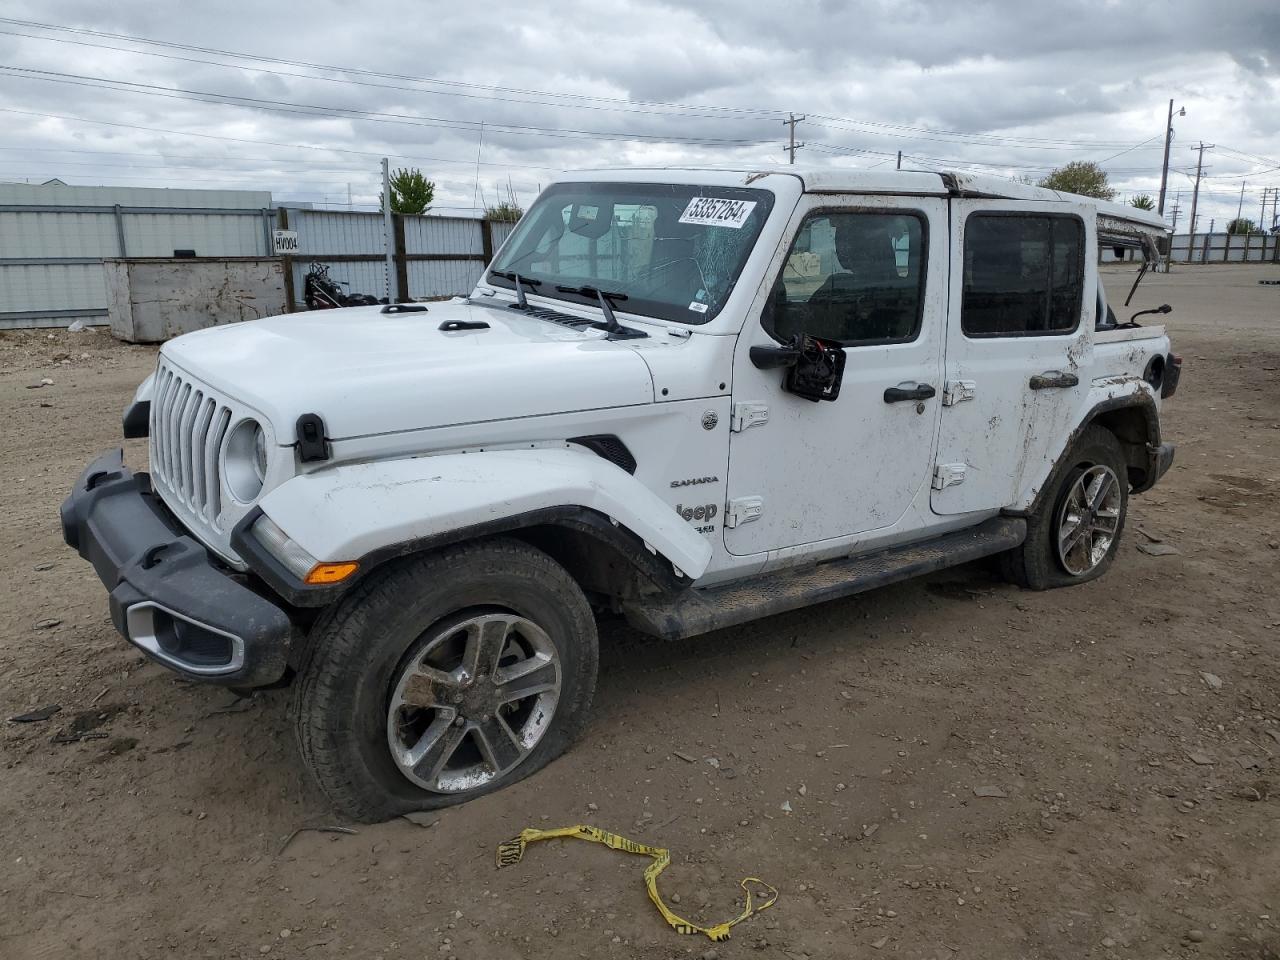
[1013,381,1161,516]
[244,446,713,603]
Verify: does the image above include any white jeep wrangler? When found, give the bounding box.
[62,168,1180,820]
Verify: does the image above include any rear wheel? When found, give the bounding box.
[1002,425,1129,590]
[293,538,598,822]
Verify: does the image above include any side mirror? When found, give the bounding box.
[1128,304,1173,324]
[752,334,846,403]
[749,343,800,369]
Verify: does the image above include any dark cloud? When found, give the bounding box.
[0,0,1275,228]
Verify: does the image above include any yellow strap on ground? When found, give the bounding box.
[495,824,778,942]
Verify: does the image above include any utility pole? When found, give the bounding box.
[1186,142,1213,243]
[381,157,395,303]
[1168,197,1181,234]
[896,150,902,170]
[783,113,805,165]
[1236,181,1246,225]
[1157,99,1185,216]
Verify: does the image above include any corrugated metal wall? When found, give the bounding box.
[1171,232,1279,263]
[0,184,276,328]
[2,186,512,328]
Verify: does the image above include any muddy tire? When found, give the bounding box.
[293,538,598,822]
[1002,425,1129,591]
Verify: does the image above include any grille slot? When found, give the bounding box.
[149,361,234,528]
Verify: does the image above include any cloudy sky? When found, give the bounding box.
[1,1,1278,232]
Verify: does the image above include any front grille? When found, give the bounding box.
[150,361,233,526]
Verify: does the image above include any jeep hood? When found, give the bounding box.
[160,299,657,440]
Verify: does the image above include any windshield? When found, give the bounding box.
[486,181,774,324]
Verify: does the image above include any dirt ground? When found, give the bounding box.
[2,264,1279,960]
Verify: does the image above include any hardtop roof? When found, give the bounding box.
[565,165,1169,234]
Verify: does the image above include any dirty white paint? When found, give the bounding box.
[259,446,714,578]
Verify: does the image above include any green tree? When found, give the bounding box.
[1226,218,1256,234]
[484,201,524,223]
[1129,194,1155,210]
[382,168,435,214]
[1038,161,1116,201]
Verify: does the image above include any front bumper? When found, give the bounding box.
[60,449,295,686]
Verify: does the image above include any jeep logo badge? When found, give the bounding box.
[676,503,718,522]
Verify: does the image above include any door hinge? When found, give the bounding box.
[942,380,976,407]
[725,496,763,528]
[932,463,967,490]
[730,402,769,433]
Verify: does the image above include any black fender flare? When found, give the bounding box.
[231,504,694,609]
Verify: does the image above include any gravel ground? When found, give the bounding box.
[2,264,1278,960]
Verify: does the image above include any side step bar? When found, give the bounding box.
[621,516,1026,641]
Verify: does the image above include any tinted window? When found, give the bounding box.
[962,214,1084,336]
[765,211,926,345]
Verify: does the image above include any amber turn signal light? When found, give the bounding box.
[304,561,359,585]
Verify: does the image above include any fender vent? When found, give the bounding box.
[569,435,637,475]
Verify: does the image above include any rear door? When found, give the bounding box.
[932,199,1095,515]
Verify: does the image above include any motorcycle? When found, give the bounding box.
[303,262,384,310]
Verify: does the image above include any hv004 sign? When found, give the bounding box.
[272,230,299,255]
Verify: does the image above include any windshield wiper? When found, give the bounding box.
[488,269,541,310]
[554,285,646,340]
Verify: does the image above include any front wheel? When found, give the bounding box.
[293,539,598,822]
[1002,424,1129,590]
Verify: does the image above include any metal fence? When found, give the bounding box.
[1170,231,1280,264]
[0,201,517,329]
[279,208,516,309]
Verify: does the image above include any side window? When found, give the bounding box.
[962,214,1084,337]
[765,211,927,345]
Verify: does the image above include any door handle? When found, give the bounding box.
[883,383,937,403]
[1029,371,1080,390]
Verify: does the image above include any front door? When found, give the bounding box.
[724,195,947,556]
[932,199,1095,515]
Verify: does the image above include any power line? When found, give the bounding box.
[806,116,1158,151]
[0,106,558,170]
[0,24,788,124]
[0,17,786,121]
[0,65,778,147]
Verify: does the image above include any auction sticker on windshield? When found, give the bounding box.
[679,197,757,228]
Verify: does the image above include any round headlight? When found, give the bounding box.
[224,419,267,503]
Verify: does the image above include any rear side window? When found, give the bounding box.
[765,211,926,345]
[962,214,1084,337]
